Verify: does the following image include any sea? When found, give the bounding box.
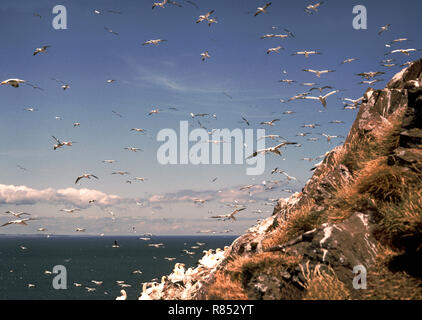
[0,234,238,300]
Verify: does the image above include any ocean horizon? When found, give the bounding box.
[0,234,238,300]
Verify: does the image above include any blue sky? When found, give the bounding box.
[0,0,421,235]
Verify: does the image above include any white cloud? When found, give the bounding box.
[0,184,123,208]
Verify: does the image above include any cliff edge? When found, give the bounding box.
[139,59,422,300]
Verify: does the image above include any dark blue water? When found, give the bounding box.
[0,235,237,300]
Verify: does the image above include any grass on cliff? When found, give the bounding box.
[208,104,422,299]
[205,252,302,300]
[299,262,351,300]
[364,246,422,300]
[259,105,422,299]
[263,110,409,249]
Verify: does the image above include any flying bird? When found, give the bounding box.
[386,48,421,56]
[60,208,81,214]
[152,0,168,9]
[5,211,31,218]
[104,27,119,35]
[302,69,335,77]
[254,3,271,16]
[378,24,391,35]
[303,90,339,108]
[356,71,385,80]
[33,46,51,56]
[305,2,324,14]
[267,46,283,54]
[1,79,26,88]
[260,119,280,126]
[196,10,214,23]
[292,51,321,58]
[341,58,359,64]
[210,207,246,222]
[142,39,167,46]
[75,174,99,184]
[247,142,297,159]
[200,51,210,61]
[1,218,39,227]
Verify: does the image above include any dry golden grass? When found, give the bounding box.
[357,162,405,204]
[205,271,249,300]
[262,200,319,249]
[299,261,351,300]
[208,106,420,300]
[375,189,422,252]
[206,252,302,300]
[363,246,422,300]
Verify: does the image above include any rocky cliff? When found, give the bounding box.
[139,59,422,300]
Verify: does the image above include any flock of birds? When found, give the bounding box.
[1,0,421,299]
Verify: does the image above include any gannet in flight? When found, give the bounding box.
[190,113,209,118]
[5,211,31,218]
[142,39,167,46]
[267,46,283,54]
[241,116,250,126]
[1,79,26,88]
[107,79,117,83]
[1,218,39,227]
[52,136,75,150]
[131,128,146,133]
[254,2,272,16]
[258,135,284,141]
[391,38,408,44]
[356,71,385,80]
[320,133,343,142]
[60,208,81,214]
[124,147,143,152]
[305,2,324,13]
[378,24,391,35]
[279,79,296,84]
[260,119,280,126]
[342,97,364,107]
[303,90,339,108]
[33,45,51,56]
[292,51,321,58]
[102,160,116,163]
[75,174,99,184]
[357,79,383,85]
[210,207,246,222]
[386,48,421,56]
[148,109,160,115]
[247,142,297,159]
[302,123,320,128]
[309,85,333,93]
[207,17,218,27]
[201,51,210,61]
[341,58,359,64]
[104,27,118,35]
[196,10,214,23]
[152,0,168,9]
[302,69,335,77]
[112,171,130,175]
